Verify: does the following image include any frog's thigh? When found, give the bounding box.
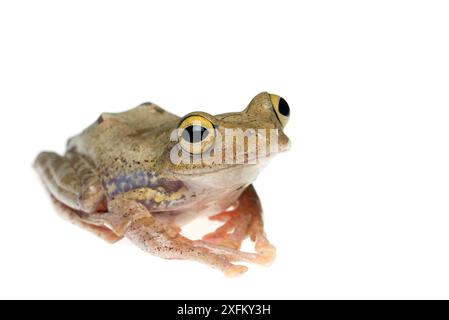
[34,151,105,213]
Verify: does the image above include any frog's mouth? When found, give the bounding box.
[190,161,266,175]
[172,157,285,182]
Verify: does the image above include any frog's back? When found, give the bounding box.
[99,102,179,131]
[67,102,180,174]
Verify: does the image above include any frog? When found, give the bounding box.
[34,92,291,277]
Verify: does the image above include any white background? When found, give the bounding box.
[0,1,448,299]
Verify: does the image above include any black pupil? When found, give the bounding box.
[278,97,290,117]
[182,125,208,143]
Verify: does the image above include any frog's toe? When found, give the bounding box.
[203,209,249,249]
[219,238,241,250]
[195,240,275,267]
[203,217,236,242]
[224,264,248,278]
[208,210,235,222]
[254,243,276,266]
[202,235,241,250]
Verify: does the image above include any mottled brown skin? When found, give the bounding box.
[34,92,290,276]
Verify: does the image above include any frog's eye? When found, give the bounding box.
[269,94,290,127]
[178,115,215,154]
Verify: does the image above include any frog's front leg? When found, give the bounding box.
[107,197,248,277]
[202,184,276,266]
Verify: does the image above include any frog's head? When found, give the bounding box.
[164,92,290,188]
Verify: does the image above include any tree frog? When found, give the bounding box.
[34,92,291,277]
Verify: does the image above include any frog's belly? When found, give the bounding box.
[151,187,245,226]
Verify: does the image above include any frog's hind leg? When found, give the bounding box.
[34,151,105,213]
[51,196,122,243]
[201,184,276,266]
